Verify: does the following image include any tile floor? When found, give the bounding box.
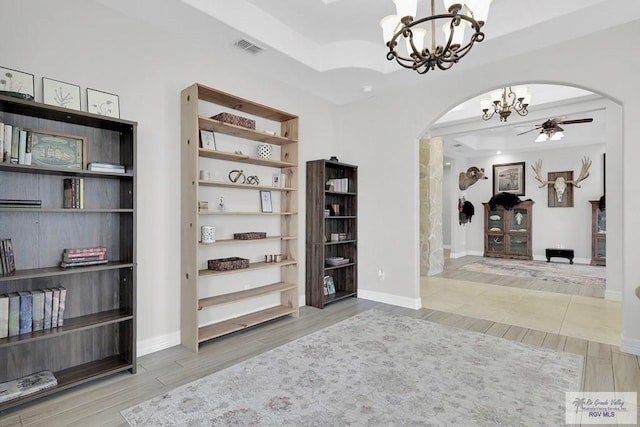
[421,275,622,346]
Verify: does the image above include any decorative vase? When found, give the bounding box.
[257,143,272,159]
[201,225,216,243]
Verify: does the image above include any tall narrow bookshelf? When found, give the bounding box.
[181,83,299,352]
[0,94,136,410]
[306,159,358,309]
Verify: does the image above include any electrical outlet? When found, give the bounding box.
[377,269,385,281]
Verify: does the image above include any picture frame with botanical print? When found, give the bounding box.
[493,161,526,196]
[0,66,35,100]
[28,129,87,170]
[87,88,120,118]
[260,190,273,213]
[43,77,81,110]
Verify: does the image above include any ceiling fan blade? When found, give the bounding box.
[557,118,593,125]
[517,127,540,136]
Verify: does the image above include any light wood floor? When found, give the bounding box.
[1,291,638,425]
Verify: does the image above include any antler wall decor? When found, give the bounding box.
[458,167,488,191]
[531,157,591,207]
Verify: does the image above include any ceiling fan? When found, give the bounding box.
[517,117,593,141]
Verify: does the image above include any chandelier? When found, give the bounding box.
[380,0,492,74]
[480,86,531,122]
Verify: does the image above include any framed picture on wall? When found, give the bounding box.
[87,88,120,118]
[493,162,525,196]
[260,191,273,213]
[43,77,81,110]
[0,66,35,100]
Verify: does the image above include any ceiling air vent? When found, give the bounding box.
[233,39,264,55]
[452,143,463,147]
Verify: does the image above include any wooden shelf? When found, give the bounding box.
[199,260,297,277]
[324,262,356,271]
[325,240,357,246]
[198,179,295,192]
[0,355,133,411]
[323,290,357,306]
[0,163,133,178]
[325,190,357,196]
[325,215,357,219]
[198,148,296,168]
[199,236,295,246]
[198,305,297,343]
[0,309,133,348]
[199,282,296,310]
[198,117,296,145]
[199,211,296,216]
[0,208,134,213]
[0,261,135,282]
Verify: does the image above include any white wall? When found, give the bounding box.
[0,0,340,355]
[457,144,605,264]
[337,23,640,354]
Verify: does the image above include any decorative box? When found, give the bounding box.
[208,256,250,271]
[210,112,256,130]
[233,232,267,240]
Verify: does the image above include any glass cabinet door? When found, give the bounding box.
[597,208,606,233]
[508,235,529,255]
[487,235,504,252]
[487,208,504,232]
[509,208,528,231]
[596,237,606,259]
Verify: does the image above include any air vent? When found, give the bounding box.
[452,143,463,147]
[233,39,264,55]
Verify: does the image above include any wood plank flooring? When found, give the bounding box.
[0,296,638,426]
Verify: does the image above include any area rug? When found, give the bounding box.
[461,258,606,289]
[121,310,584,426]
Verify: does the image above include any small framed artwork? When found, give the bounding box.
[27,129,87,170]
[87,88,120,118]
[493,161,525,196]
[43,77,81,110]
[199,129,216,149]
[0,66,35,100]
[260,190,273,213]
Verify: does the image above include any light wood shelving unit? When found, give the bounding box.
[0,94,136,410]
[181,83,299,351]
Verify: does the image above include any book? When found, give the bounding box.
[87,162,125,172]
[2,124,11,163]
[63,178,72,209]
[31,290,45,331]
[17,130,26,164]
[24,131,32,165]
[79,177,84,209]
[0,371,57,404]
[7,292,19,337]
[324,275,336,295]
[64,246,107,255]
[322,280,329,296]
[62,254,106,263]
[0,199,42,205]
[60,259,108,268]
[57,287,66,327]
[0,240,6,275]
[51,289,60,328]
[43,289,53,329]
[0,294,8,338]
[18,291,32,334]
[10,126,19,164]
[3,239,16,274]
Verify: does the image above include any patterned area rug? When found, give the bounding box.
[461,258,606,289]
[121,310,583,426]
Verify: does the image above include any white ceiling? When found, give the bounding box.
[96,0,639,156]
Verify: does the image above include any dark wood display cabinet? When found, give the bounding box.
[306,159,357,309]
[590,200,606,266]
[482,201,533,260]
[0,94,136,410]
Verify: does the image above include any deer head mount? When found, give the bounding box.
[458,167,488,191]
[531,157,591,202]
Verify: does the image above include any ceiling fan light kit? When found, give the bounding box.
[380,0,492,74]
[481,86,531,122]
[520,117,593,141]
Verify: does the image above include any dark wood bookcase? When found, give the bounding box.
[0,94,136,410]
[482,201,533,260]
[590,200,606,266]
[306,159,357,309]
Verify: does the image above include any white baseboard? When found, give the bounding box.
[449,251,466,259]
[621,335,640,356]
[604,290,622,301]
[137,331,181,357]
[358,289,422,310]
[466,250,483,257]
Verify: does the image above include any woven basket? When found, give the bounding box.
[208,257,250,271]
[210,112,256,130]
[233,232,267,240]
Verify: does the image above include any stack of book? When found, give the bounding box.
[60,247,107,268]
[0,286,67,338]
[87,162,125,173]
[0,122,33,165]
[0,371,58,404]
[325,178,349,192]
[325,256,350,266]
[0,199,41,209]
[0,238,16,276]
[63,178,84,209]
[198,200,208,212]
